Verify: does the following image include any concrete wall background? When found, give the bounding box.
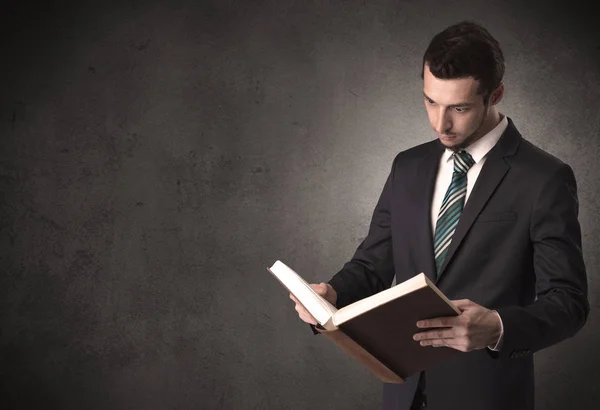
[1,1,598,409]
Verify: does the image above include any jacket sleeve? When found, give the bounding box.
[326,157,398,309]
[492,164,589,359]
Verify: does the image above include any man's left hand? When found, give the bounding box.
[412,299,501,352]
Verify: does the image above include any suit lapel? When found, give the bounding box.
[414,142,444,282]
[436,119,521,281]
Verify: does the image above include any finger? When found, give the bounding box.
[419,336,468,349]
[421,338,469,351]
[298,310,316,322]
[416,316,461,328]
[290,294,319,325]
[299,312,318,325]
[426,333,474,351]
[295,303,310,316]
[451,299,474,309]
[310,283,327,295]
[419,337,449,347]
[413,328,456,341]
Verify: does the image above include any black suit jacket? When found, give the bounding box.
[324,118,589,410]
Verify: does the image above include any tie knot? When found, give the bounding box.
[453,150,475,174]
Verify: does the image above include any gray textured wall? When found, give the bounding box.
[1,1,598,409]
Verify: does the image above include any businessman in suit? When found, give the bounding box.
[290,21,589,410]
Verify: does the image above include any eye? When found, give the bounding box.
[425,97,435,105]
[454,107,468,113]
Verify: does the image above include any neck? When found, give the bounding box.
[482,108,502,134]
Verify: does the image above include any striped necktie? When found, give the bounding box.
[433,150,476,275]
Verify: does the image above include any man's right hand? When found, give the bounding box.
[289,283,338,325]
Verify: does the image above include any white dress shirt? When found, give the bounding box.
[430,114,508,351]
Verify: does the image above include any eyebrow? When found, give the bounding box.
[423,92,474,108]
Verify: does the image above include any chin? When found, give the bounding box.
[438,135,465,149]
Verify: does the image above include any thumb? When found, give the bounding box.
[311,282,328,296]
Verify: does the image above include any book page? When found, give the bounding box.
[268,260,338,327]
[332,273,430,326]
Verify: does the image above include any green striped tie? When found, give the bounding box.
[433,150,476,275]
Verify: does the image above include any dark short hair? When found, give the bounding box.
[421,21,505,102]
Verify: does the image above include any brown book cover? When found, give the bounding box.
[335,286,460,380]
[316,327,404,383]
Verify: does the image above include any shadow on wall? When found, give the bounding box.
[535,319,599,408]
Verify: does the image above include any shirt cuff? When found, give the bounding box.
[487,310,504,351]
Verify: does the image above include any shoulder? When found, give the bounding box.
[517,141,578,204]
[512,141,576,192]
[516,138,569,171]
[507,122,574,182]
[390,139,441,169]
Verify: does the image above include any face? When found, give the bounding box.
[423,64,491,150]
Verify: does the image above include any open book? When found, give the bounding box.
[267,260,461,383]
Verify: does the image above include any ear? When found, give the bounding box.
[490,83,504,105]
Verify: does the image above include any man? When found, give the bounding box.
[290,21,589,410]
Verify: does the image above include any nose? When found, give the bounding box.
[434,109,452,135]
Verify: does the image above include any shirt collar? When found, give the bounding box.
[442,114,509,164]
